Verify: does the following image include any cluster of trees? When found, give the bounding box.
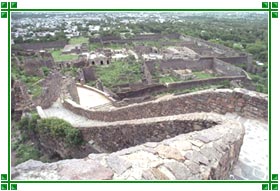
[13,30,68,44]
[123,16,267,62]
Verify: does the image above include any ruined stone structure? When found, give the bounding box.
[11,80,34,120]
[12,87,267,180]
[12,32,266,181]
[145,57,245,77]
[77,66,97,83]
[115,76,245,99]
[17,41,68,50]
[22,51,54,77]
[31,72,80,109]
[12,112,245,180]
[63,88,267,122]
[89,33,180,45]
[57,58,88,69]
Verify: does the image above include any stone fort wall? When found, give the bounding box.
[78,113,217,153]
[145,58,244,76]
[63,88,268,122]
[218,56,252,66]
[17,41,68,50]
[115,76,245,99]
[13,112,245,180]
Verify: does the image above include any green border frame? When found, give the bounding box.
[0,1,279,190]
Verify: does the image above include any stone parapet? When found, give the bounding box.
[63,88,268,122]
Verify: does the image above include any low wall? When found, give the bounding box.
[63,88,268,122]
[167,76,245,90]
[145,58,213,72]
[116,84,166,99]
[116,76,246,99]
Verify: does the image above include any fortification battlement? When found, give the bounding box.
[63,88,268,122]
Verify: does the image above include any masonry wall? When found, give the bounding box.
[116,76,245,99]
[18,41,68,50]
[183,35,238,56]
[116,84,166,99]
[160,59,213,71]
[34,72,81,109]
[63,88,268,122]
[13,113,245,180]
[167,76,245,90]
[33,72,63,109]
[142,62,154,84]
[213,58,244,76]
[78,114,218,153]
[218,56,251,65]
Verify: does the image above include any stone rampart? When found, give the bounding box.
[63,88,268,122]
[12,113,245,180]
[213,58,244,76]
[18,41,68,50]
[115,76,245,99]
[218,56,251,65]
[78,113,217,153]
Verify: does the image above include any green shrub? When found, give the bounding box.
[42,66,50,76]
[65,128,83,145]
[37,118,83,146]
[221,80,230,88]
[17,116,83,147]
[17,114,39,132]
[15,144,41,165]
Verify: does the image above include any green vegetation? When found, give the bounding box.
[17,115,83,147]
[37,118,83,146]
[155,80,231,97]
[69,37,89,45]
[14,144,41,165]
[89,43,103,51]
[155,72,216,84]
[249,73,268,93]
[193,72,216,79]
[13,114,42,165]
[13,114,83,164]
[11,62,43,98]
[42,66,50,76]
[104,43,125,50]
[61,67,79,77]
[51,49,79,62]
[158,75,181,83]
[95,60,142,88]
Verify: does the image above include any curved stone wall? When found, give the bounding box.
[78,113,218,153]
[12,113,245,180]
[63,88,268,122]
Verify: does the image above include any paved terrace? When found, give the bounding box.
[76,84,112,109]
